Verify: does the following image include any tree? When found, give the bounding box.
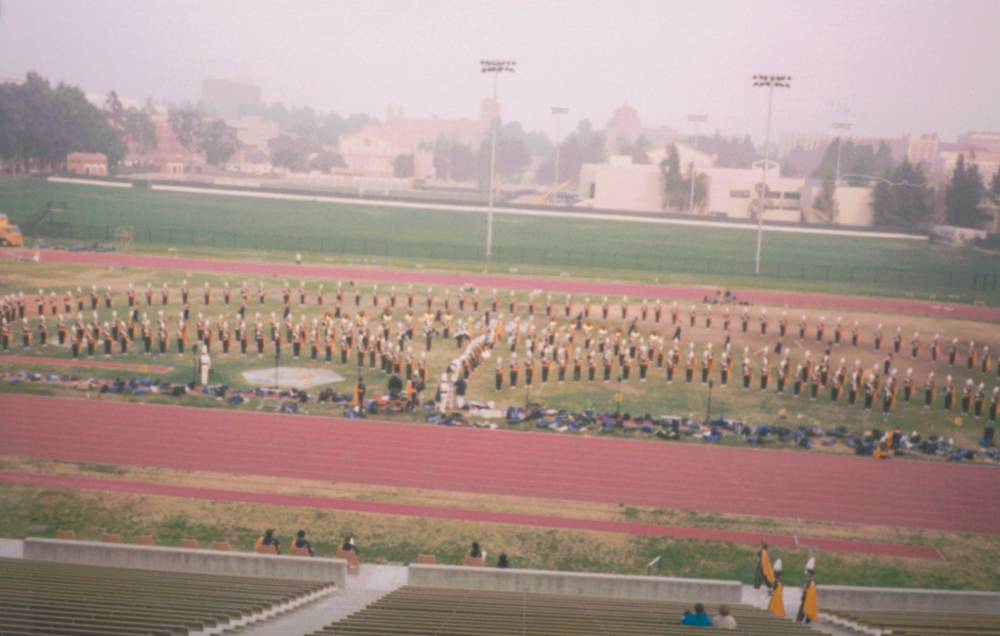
[123,109,157,154]
[989,166,1000,206]
[871,159,933,228]
[449,143,477,181]
[812,139,894,185]
[393,153,415,178]
[618,135,652,164]
[104,91,125,127]
[477,124,531,183]
[812,177,838,219]
[0,73,125,170]
[197,119,240,166]
[660,144,686,209]
[945,154,988,228]
[167,108,203,151]
[689,132,757,168]
[432,135,452,180]
[269,134,310,172]
[535,119,605,184]
[308,150,345,173]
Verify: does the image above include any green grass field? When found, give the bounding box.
[3,262,998,453]
[3,179,999,303]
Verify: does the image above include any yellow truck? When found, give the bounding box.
[0,213,24,247]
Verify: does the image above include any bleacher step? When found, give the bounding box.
[235,589,392,636]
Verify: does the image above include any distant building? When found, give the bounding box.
[66,152,108,176]
[939,145,1000,186]
[604,103,643,148]
[905,133,940,167]
[202,78,262,119]
[957,131,1000,155]
[338,101,494,179]
[129,113,205,174]
[226,115,280,153]
[578,156,663,212]
[224,115,280,170]
[704,160,802,222]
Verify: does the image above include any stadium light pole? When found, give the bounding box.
[480,59,516,263]
[687,115,707,212]
[751,75,790,276]
[551,106,569,202]
[832,121,852,186]
[831,121,852,224]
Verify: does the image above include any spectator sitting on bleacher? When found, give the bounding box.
[681,603,712,627]
[468,541,486,561]
[496,553,510,568]
[254,529,280,553]
[714,605,737,629]
[340,536,358,555]
[294,529,314,556]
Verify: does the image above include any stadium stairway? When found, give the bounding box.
[741,585,861,636]
[236,564,408,635]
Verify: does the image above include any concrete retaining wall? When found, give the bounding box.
[821,585,1000,613]
[24,538,346,587]
[408,564,741,603]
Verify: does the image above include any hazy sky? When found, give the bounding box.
[1,0,998,142]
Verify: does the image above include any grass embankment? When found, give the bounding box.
[3,458,999,591]
[3,179,998,304]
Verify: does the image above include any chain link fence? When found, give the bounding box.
[27,220,999,293]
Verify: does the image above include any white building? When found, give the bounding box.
[578,156,663,212]
[800,183,875,226]
[704,160,802,222]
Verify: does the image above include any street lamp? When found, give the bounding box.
[480,59,516,263]
[551,106,569,203]
[751,74,791,276]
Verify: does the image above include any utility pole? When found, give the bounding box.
[751,75,791,276]
[551,106,569,203]
[480,59,516,263]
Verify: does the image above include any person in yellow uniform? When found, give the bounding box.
[753,541,775,590]
[797,557,818,624]
[767,559,785,617]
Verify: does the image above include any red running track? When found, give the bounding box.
[1,355,171,373]
[0,471,940,560]
[16,250,1000,323]
[2,394,999,535]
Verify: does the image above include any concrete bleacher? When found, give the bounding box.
[409,563,742,603]
[308,586,816,635]
[819,584,1000,614]
[24,537,348,587]
[824,608,1000,635]
[0,557,335,635]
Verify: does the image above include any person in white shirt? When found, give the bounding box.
[714,605,737,630]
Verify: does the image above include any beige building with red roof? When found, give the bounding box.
[338,100,496,178]
[66,152,108,176]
